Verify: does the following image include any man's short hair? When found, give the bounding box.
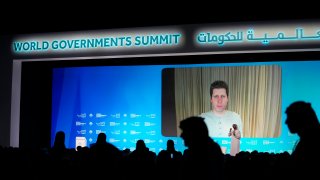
[210,80,229,98]
[179,116,209,137]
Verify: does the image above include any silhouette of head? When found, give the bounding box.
[179,116,209,148]
[53,131,65,148]
[76,146,82,151]
[136,139,147,150]
[285,101,319,135]
[167,139,175,151]
[96,133,107,144]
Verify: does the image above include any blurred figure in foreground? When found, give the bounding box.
[179,116,224,180]
[285,101,320,178]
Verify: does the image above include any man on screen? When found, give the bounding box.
[200,80,243,138]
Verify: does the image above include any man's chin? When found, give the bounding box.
[215,109,225,113]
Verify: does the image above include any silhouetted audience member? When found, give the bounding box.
[179,116,224,180]
[76,145,82,152]
[90,133,121,152]
[125,139,156,180]
[48,131,71,178]
[129,139,157,161]
[90,132,122,160]
[89,133,122,179]
[122,148,131,156]
[50,131,67,160]
[285,101,320,178]
[156,139,182,180]
[166,139,183,159]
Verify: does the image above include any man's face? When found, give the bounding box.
[211,88,228,113]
